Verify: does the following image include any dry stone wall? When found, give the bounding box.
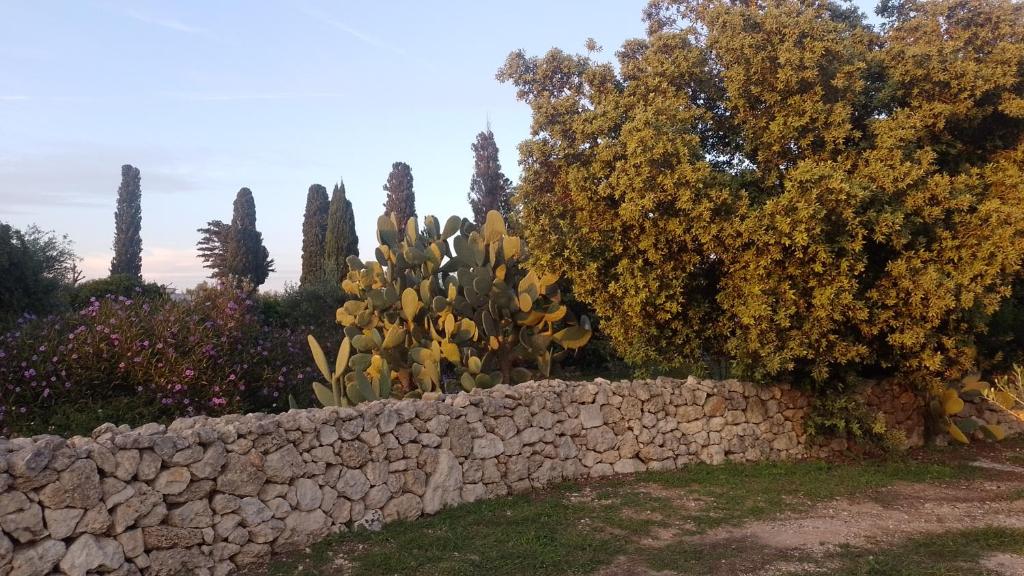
[0,376,1016,576]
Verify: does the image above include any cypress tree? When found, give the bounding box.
[110,164,143,278]
[468,128,514,226]
[225,188,274,289]
[325,181,359,283]
[300,184,330,286]
[382,162,416,229]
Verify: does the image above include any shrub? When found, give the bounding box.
[0,222,79,327]
[259,281,348,342]
[498,0,1024,388]
[69,274,166,311]
[805,391,907,454]
[0,284,317,436]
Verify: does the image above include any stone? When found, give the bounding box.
[472,434,504,459]
[339,441,371,468]
[89,445,117,474]
[189,442,226,479]
[263,445,304,483]
[114,449,141,481]
[0,491,29,516]
[293,478,323,511]
[216,453,267,496]
[382,493,422,523]
[276,509,330,550]
[165,479,214,504]
[363,485,392,510]
[585,426,617,452]
[44,507,84,540]
[579,404,604,429]
[136,451,162,481]
[1,503,44,542]
[422,449,463,515]
[75,504,112,535]
[232,542,272,568]
[448,419,472,457]
[353,509,383,532]
[211,493,241,514]
[167,499,214,528]
[153,466,191,495]
[238,497,273,527]
[7,445,51,477]
[59,458,102,508]
[148,547,214,576]
[110,483,162,534]
[745,396,767,424]
[703,396,727,417]
[117,528,144,558]
[135,502,168,528]
[142,526,204,549]
[59,534,124,576]
[247,518,284,543]
[336,468,371,500]
[0,533,11,570]
[10,538,65,576]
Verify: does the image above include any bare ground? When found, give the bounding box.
[595,462,1024,576]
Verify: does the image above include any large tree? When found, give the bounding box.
[0,223,79,325]
[224,188,274,289]
[498,0,1024,387]
[300,184,330,286]
[325,181,359,283]
[196,220,229,281]
[382,162,416,229]
[468,127,514,226]
[110,164,142,278]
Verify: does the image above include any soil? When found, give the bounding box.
[595,449,1024,576]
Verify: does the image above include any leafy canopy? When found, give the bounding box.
[498,0,1024,386]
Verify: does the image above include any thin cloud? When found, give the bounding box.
[0,96,29,102]
[299,5,406,57]
[125,9,219,41]
[169,91,347,102]
[0,146,200,209]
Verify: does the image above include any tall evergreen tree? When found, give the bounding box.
[468,128,514,226]
[325,181,359,283]
[225,188,274,289]
[300,184,330,286]
[196,220,229,281]
[382,162,416,228]
[110,164,143,278]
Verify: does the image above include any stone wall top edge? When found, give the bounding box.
[0,376,776,448]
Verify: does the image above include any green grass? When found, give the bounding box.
[823,527,1024,576]
[266,458,978,576]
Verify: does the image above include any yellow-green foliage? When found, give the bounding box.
[308,210,591,406]
[498,0,1024,386]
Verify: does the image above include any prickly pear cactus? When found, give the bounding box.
[308,210,591,406]
[931,373,1013,444]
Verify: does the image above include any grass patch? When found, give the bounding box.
[268,484,638,576]
[266,458,977,576]
[642,459,974,530]
[823,527,1024,576]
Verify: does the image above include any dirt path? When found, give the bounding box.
[597,463,1024,576]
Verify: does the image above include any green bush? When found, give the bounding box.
[70,274,166,310]
[0,222,78,327]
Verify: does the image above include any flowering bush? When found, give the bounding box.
[0,284,318,436]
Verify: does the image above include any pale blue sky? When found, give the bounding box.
[0,0,877,291]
